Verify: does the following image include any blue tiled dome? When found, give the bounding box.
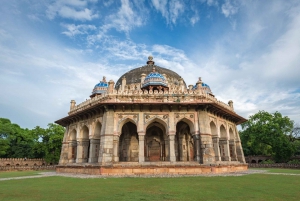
[193,82,212,94]
[91,77,108,96]
[142,69,168,88]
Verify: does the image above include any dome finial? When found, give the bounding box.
[147,55,155,65]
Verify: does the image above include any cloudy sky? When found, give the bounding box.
[0,0,299,129]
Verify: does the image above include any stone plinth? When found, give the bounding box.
[56,163,248,176]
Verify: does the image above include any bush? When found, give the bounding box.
[260,159,275,164]
[287,159,300,164]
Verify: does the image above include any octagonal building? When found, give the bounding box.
[56,56,247,175]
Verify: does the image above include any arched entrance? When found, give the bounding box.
[77,125,90,163]
[145,121,168,161]
[175,121,195,161]
[219,125,228,161]
[210,121,221,161]
[119,122,139,162]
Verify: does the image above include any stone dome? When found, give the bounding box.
[115,57,186,89]
[91,76,108,97]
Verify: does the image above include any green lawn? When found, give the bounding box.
[250,168,300,174]
[0,171,52,178]
[1,173,299,201]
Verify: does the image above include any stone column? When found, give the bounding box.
[76,140,83,163]
[113,135,119,162]
[193,133,201,162]
[219,139,231,161]
[89,139,100,163]
[212,137,221,161]
[98,108,114,164]
[68,141,77,163]
[235,140,246,163]
[59,126,69,165]
[168,134,176,162]
[138,134,145,162]
[229,139,238,161]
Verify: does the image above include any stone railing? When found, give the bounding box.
[0,165,56,171]
[0,158,44,161]
[69,88,234,115]
[248,163,300,169]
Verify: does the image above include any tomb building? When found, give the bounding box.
[56,56,247,175]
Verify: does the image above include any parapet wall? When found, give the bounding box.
[0,158,46,166]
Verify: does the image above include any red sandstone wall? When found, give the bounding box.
[0,158,46,166]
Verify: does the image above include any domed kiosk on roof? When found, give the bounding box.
[55,55,248,176]
[90,76,108,98]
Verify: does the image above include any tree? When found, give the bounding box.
[240,111,295,162]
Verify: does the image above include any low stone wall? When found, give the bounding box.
[0,165,56,172]
[248,163,300,169]
[0,158,46,166]
[56,164,248,175]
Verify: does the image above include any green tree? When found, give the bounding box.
[240,111,295,162]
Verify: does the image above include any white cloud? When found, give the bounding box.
[151,0,184,25]
[61,24,96,37]
[221,0,238,17]
[46,0,98,21]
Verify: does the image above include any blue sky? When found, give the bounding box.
[0,0,299,129]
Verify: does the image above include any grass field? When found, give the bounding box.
[0,169,299,201]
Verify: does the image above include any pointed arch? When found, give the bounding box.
[175,120,195,161]
[119,122,138,162]
[145,117,168,133]
[176,117,195,134]
[80,125,89,139]
[220,125,227,138]
[210,121,218,137]
[68,129,77,141]
[94,121,102,138]
[118,118,137,135]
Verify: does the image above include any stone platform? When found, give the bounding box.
[56,162,248,176]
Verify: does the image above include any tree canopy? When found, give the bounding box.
[0,118,64,164]
[240,111,297,162]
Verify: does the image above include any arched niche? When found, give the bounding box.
[118,118,137,135]
[119,122,138,162]
[145,120,168,162]
[144,118,168,134]
[210,121,218,137]
[220,125,227,138]
[175,121,195,161]
[69,129,77,141]
[94,122,102,138]
[176,117,195,134]
[80,125,89,139]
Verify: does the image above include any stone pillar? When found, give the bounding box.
[219,138,231,161]
[212,137,221,161]
[193,133,201,162]
[98,108,114,164]
[76,140,83,163]
[68,141,77,163]
[138,134,145,162]
[76,140,89,163]
[59,126,69,164]
[235,140,246,163]
[113,135,119,162]
[198,110,215,164]
[229,139,238,161]
[168,134,176,162]
[88,139,100,163]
